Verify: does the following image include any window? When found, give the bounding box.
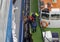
[52,0,57,3]
[51,14,60,20]
[42,8,49,13]
[40,1,44,6]
[47,2,51,7]
[41,13,49,20]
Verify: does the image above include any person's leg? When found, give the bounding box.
[32,28,34,33]
[32,26,36,32]
[33,26,36,32]
[33,27,35,32]
[31,26,33,33]
[35,28,36,32]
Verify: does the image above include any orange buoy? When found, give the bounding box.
[40,20,48,28]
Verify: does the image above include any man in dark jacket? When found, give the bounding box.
[32,21,37,33]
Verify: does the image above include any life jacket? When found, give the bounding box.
[29,16,34,22]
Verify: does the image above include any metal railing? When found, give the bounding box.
[19,0,24,42]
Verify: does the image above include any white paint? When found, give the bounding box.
[41,9,60,28]
[41,19,60,28]
[12,6,18,42]
[43,31,52,42]
[47,20,60,28]
[0,0,10,42]
[50,8,60,14]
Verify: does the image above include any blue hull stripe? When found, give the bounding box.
[5,0,13,42]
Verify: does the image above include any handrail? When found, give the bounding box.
[19,0,24,42]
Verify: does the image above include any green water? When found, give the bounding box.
[30,0,60,42]
[30,0,43,42]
